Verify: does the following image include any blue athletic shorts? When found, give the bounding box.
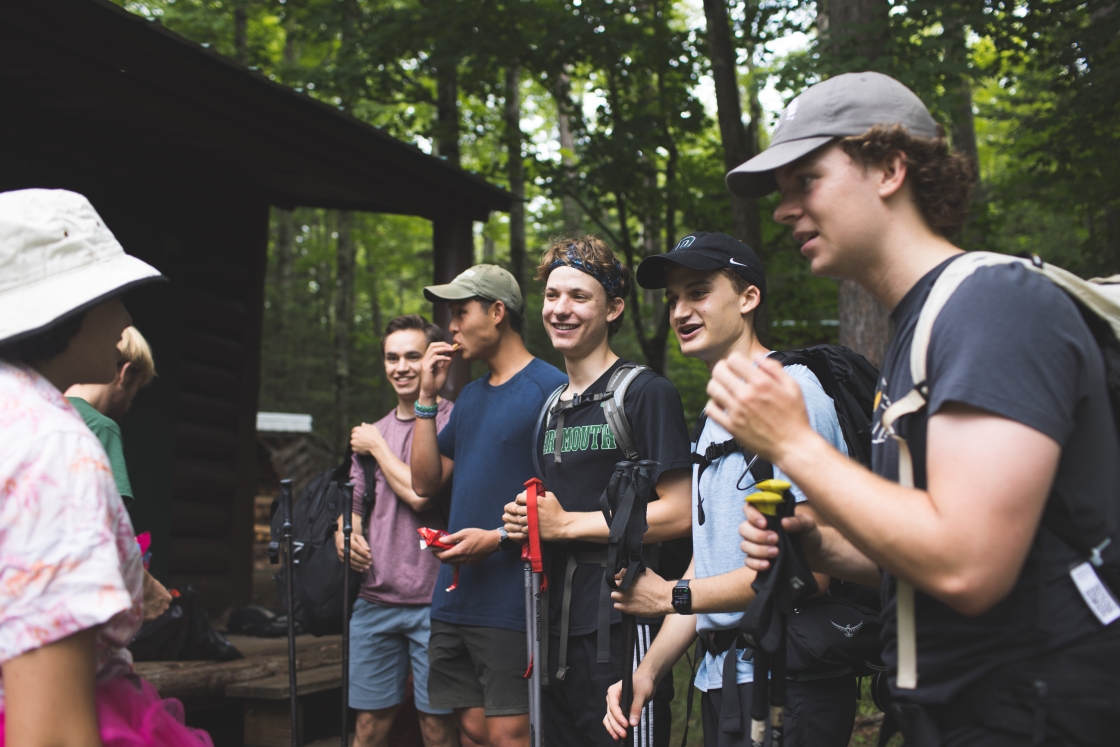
[349,599,451,714]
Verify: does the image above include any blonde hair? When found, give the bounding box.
[118,326,156,388]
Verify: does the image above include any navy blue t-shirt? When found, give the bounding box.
[873,256,1120,704]
[432,357,567,631]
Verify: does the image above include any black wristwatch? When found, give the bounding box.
[497,527,517,551]
[671,579,692,615]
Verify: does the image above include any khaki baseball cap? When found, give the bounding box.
[726,72,939,200]
[423,264,524,317]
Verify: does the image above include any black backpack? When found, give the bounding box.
[691,345,884,672]
[270,452,376,636]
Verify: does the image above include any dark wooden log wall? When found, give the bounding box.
[166,206,269,611]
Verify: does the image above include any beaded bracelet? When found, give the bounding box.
[415,402,439,419]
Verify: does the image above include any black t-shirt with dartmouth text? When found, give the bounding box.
[537,358,692,637]
[873,255,1120,705]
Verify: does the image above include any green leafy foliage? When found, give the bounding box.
[112,0,1117,448]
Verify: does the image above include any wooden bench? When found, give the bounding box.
[227,662,345,746]
[135,634,344,747]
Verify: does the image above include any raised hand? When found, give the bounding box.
[419,341,456,402]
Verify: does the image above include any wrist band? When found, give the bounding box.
[414,402,439,419]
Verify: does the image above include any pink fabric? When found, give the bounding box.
[0,675,213,746]
[0,362,143,706]
[350,399,452,606]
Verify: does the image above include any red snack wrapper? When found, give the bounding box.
[135,531,152,570]
[418,527,460,591]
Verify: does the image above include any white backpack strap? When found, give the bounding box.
[880,252,1025,690]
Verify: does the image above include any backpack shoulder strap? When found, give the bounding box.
[877,251,1025,692]
[533,384,568,481]
[880,252,1024,438]
[602,363,647,461]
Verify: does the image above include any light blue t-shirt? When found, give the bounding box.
[692,363,848,691]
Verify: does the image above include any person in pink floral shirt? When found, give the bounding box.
[0,189,211,746]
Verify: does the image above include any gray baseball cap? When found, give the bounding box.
[726,72,939,200]
[423,264,524,316]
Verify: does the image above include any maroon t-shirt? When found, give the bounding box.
[350,399,452,607]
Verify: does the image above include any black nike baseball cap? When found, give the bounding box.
[636,232,766,301]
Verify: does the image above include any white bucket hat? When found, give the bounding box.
[0,189,164,345]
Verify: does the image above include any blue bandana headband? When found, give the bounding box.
[548,246,626,298]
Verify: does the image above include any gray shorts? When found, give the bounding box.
[349,599,450,714]
[427,619,529,716]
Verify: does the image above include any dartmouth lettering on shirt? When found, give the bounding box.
[873,256,1120,705]
[536,359,692,636]
[432,358,568,632]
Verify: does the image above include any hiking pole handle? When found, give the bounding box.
[341,482,354,747]
[279,479,299,747]
[522,477,545,574]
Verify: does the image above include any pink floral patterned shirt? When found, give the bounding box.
[0,361,143,706]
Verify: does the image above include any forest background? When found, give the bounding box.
[115,0,1118,452]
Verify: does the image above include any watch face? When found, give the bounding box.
[672,584,690,613]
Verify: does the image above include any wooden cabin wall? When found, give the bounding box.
[0,127,267,613]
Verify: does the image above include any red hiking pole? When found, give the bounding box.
[523,477,546,747]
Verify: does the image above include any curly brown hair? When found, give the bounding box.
[838,124,977,238]
[535,235,632,337]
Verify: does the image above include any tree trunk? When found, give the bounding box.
[702,0,762,251]
[838,280,891,368]
[274,209,293,320]
[505,65,527,297]
[434,65,461,167]
[555,70,582,235]
[819,0,892,67]
[944,19,978,164]
[334,211,356,454]
[233,1,248,64]
[822,0,893,364]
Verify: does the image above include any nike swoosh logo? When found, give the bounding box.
[729,258,747,266]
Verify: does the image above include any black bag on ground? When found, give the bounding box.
[130,585,243,662]
[270,452,376,636]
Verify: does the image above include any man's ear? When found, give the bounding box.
[489,299,507,327]
[878,151,909,200]
[739,285,762,317]
[607,295,625,323]
[116,360,133,386]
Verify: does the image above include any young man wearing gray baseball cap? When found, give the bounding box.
[410,264,567,747]
[711,72,1120,744]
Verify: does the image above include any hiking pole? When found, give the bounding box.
[749,647,770,747]
[522,477,546,747]
[742,480,802,747]
[599,460,656,745]
[769,626,787,747]
[341,482,354,747]
[279,479,300,747]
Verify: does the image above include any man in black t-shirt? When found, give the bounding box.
[708,72,1120,745]
[502,236,693,747]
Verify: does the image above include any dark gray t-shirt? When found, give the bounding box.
[872,256,1120,704]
